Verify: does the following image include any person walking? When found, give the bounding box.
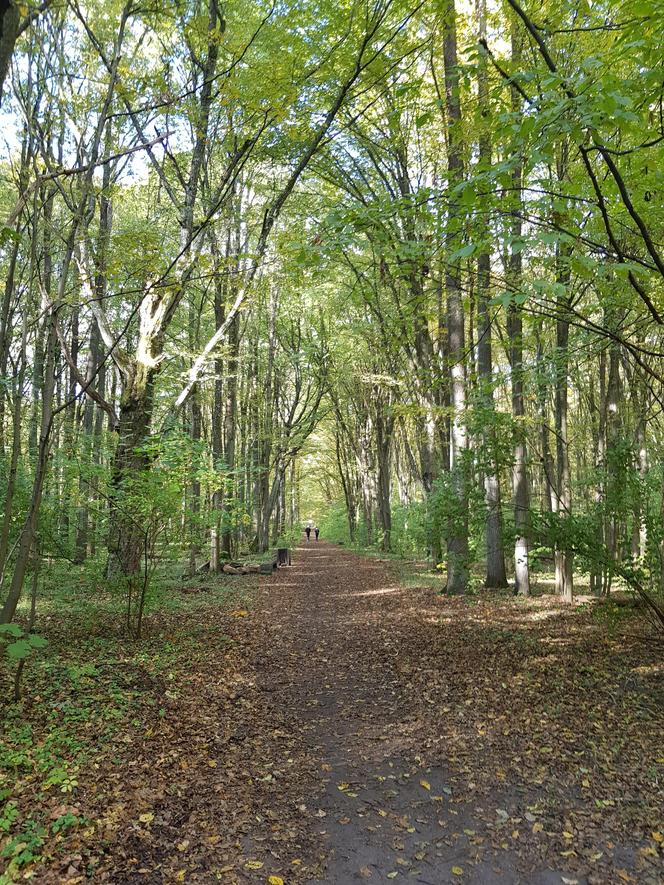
[305,525,311,542]
[314,526,320,541]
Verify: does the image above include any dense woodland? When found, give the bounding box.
[2,0,664,620]
[0,0,664,881]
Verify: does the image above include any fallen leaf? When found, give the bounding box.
[419,779,431,791]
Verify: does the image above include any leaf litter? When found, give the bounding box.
[1,543,662,884]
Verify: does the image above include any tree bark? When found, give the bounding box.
[443,0,468,593]
[476,0,507,588]
[508,21,530,596]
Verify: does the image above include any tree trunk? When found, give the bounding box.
[0,297,57,623]
[222,311,239,556]
[443,0,468,593]
[0,0,20,104]
[74,319,101,563]
[106,363,157,578]
[476,0,507,588]
[554,238,573,602]
[375,402,393,552]
[508,21,530,596]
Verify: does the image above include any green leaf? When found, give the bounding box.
[0,623,23,638]
[6,640,32,660]
[27,634,48,649]
[0,226,20,248]
[415,111,433,129]
[450,242,477,262]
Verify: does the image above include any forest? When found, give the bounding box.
[0,0,663,882]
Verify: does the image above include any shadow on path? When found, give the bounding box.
[252,542,582,885]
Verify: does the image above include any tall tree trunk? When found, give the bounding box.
[375,400,393,552]
[535,328,555,513]
[508,21,530,596]
[476,0,507,588]
[604,333,622,594]
[210,270,225,572]
[0,238,20,453]
[222,311,239,556]
[0,0,20,104]
[0,234,65,622]
[443,0,468,593]
[554,238,573,602]
[73,319,101,563]
[0,313,27,579]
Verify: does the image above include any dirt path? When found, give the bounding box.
[243,542,662,885]
[80,540,662,885]
[245,542,579,885]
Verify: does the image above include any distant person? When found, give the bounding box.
[314,526,320,541]
[305,525,311,542]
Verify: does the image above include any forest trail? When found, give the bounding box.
[235,542,600,885]
[250,539,534,884]
[68,541,662,885]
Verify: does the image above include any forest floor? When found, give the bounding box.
[1,542,664,885]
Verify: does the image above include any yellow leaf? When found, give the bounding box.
[231,610,248,617]
[378,809,387,817]
[268,877,284,885]
[139,812,154,824]
[452,867,463,876]
[175,872,185,883]
[207,760,217,767]
[560,850,576,857]
[532,823,544,834]
[562,831,573,839]
[177,840,189,852]
[337,782,350,791]
[419,780,431,791]
[652,831,664,843]
[245,861,264,870]
[387,873,398,879]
